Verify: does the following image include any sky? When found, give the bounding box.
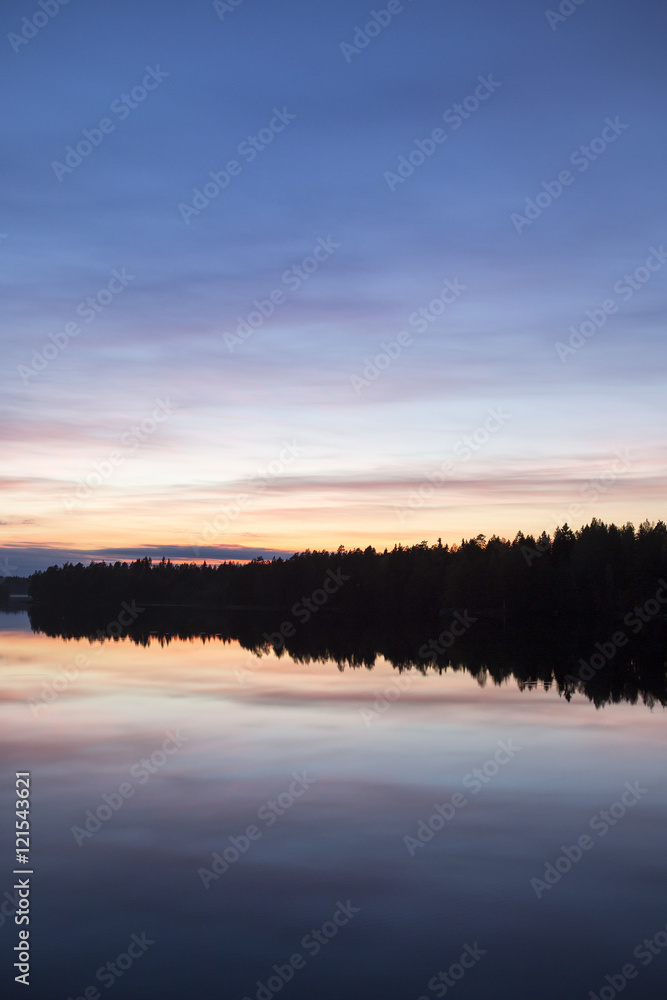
[1,0,666,575]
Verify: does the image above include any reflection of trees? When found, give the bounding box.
[28,602,667,711]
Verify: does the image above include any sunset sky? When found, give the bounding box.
[2,0,666,575]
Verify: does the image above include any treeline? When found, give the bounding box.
[27,518,667,619]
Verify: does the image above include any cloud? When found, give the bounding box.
[0,544,296,576]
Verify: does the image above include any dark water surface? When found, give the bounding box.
[2,609,666,999]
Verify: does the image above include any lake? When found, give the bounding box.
[1,607,666,999]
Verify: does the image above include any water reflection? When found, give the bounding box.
[28,602,667,709]
[1,609,666,999]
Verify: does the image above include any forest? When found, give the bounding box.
[28,518,667,620]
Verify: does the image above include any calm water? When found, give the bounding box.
[2,608,666,1000]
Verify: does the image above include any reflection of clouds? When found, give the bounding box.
[7,762,667,998]
[1,626,666,997]
[4,628,666,728]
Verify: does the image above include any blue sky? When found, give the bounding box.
[1,0,666,573]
